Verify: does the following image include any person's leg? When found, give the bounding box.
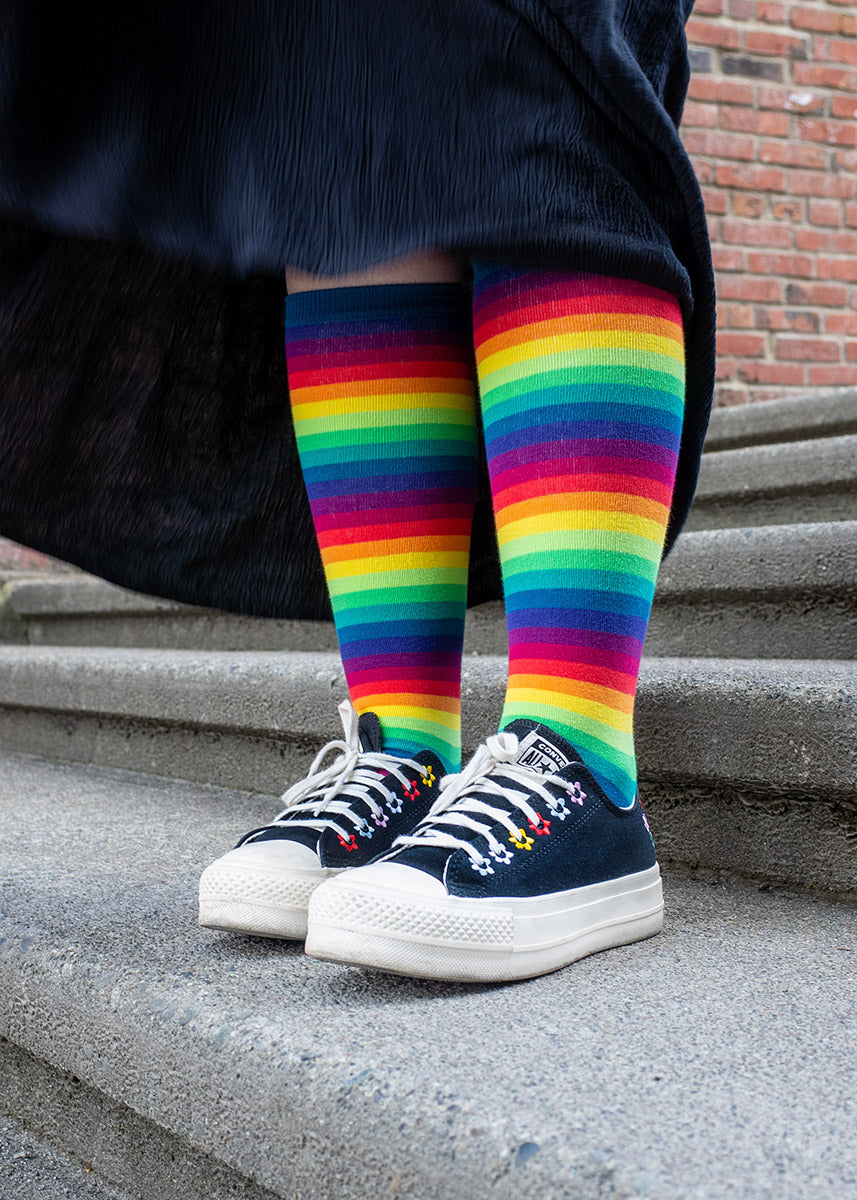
[303,261,683,980]
[472,263,685,807]
[285,254,477,772]
[199,251,478,940]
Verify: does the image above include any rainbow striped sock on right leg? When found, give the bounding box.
[472,263,685,808]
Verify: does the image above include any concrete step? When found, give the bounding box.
[3,521,854,661]
[2,751,856,1200]
[0,574,338,651]
[687,432,857,529]
[647,520,857,659]
[0,645,854,891]
[0,1114,132,1200]
[703,386,857,452]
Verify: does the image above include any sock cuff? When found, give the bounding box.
[285,281,471,327]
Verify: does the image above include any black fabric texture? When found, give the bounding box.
[0,0,713,617]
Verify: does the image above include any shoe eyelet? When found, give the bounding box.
[509,827,535,851]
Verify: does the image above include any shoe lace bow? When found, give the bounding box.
[394,731,586,870]
[251,700,424,843]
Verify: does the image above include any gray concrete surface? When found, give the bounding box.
[647,521,857,659]
[1,1043,283,1200]
[703,387,857,451]
[5,522,853,660]
[0,647,854,889]
[1,752,855,1200]
[0,646,853,794]
[0,1115,132,1200]
[687,433,857,530]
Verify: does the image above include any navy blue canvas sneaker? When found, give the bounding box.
[305,719,662,981]
[198,700,444,939]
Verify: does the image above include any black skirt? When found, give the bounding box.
[0,0,714,619]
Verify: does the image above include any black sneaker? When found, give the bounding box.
[198,700,444,939]
[305,719,662,981]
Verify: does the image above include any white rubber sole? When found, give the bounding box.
[198,861,341,940]
[305,864,663,981]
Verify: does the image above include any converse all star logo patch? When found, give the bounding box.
[516,729,572,775]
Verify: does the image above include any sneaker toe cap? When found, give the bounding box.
[201,836,322,886]
[320,860,447,898]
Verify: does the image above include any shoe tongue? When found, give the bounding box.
[357,711,383,754]
[502,719,579,775]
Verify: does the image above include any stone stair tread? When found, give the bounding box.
[3,519,854,638]
[702,386,857,451]
[657,519,857,596]
[2,751,855,1200]
[0,645,853,792]
[694,432,857,501]
[0,1115,133,1200]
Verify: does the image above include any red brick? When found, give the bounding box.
[744,30,810,57]
[831,95,857,119]
[824,312,857,335]
[702,187,730,215]
[817,256,857,282]
[846,342,857,361]
[728,0,756,18]
[732,193,766,217]
[789,170,856,198]
[720,108,790,135]
[755,307,819,332]
[683,101,720,128]
[806,365,857,385]
[775,336,841,361]
[790,6,839,33]
[746,251,815,276]
[694,161,715,184]
[757,1,787,19]
[715,386,752,405]
[796,228,857,253]
[683,131,757,160]
[845,202,857,227]
[794,118,857,147]
[721,218,793,247]
[809,199,843,226]
[738,361,806,384]
[833,149,857,171]
[792,62,857,90]
[694,0,724,12]
[715,163,787,190]
[785,281,849,306]
[716,357,738,381]
[712,246,747,271]
[718,276,783,302]
[827,38,857,65]
[759,85,825,113]
[687,18,742,49]
[717,302,756,327]
[688,77,754,104]
[717,331,767,356]
[760,140,828,168]
[771,198,806,222]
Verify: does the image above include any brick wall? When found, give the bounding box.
[683,0,857,404]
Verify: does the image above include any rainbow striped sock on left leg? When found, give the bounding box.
[472,263,685,808]
[286,282,478,773]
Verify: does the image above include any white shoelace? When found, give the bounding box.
[246,700,427,844]
[394,731,587,873]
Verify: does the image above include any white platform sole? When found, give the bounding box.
[199,862,341,940]
[305,865,663,981]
